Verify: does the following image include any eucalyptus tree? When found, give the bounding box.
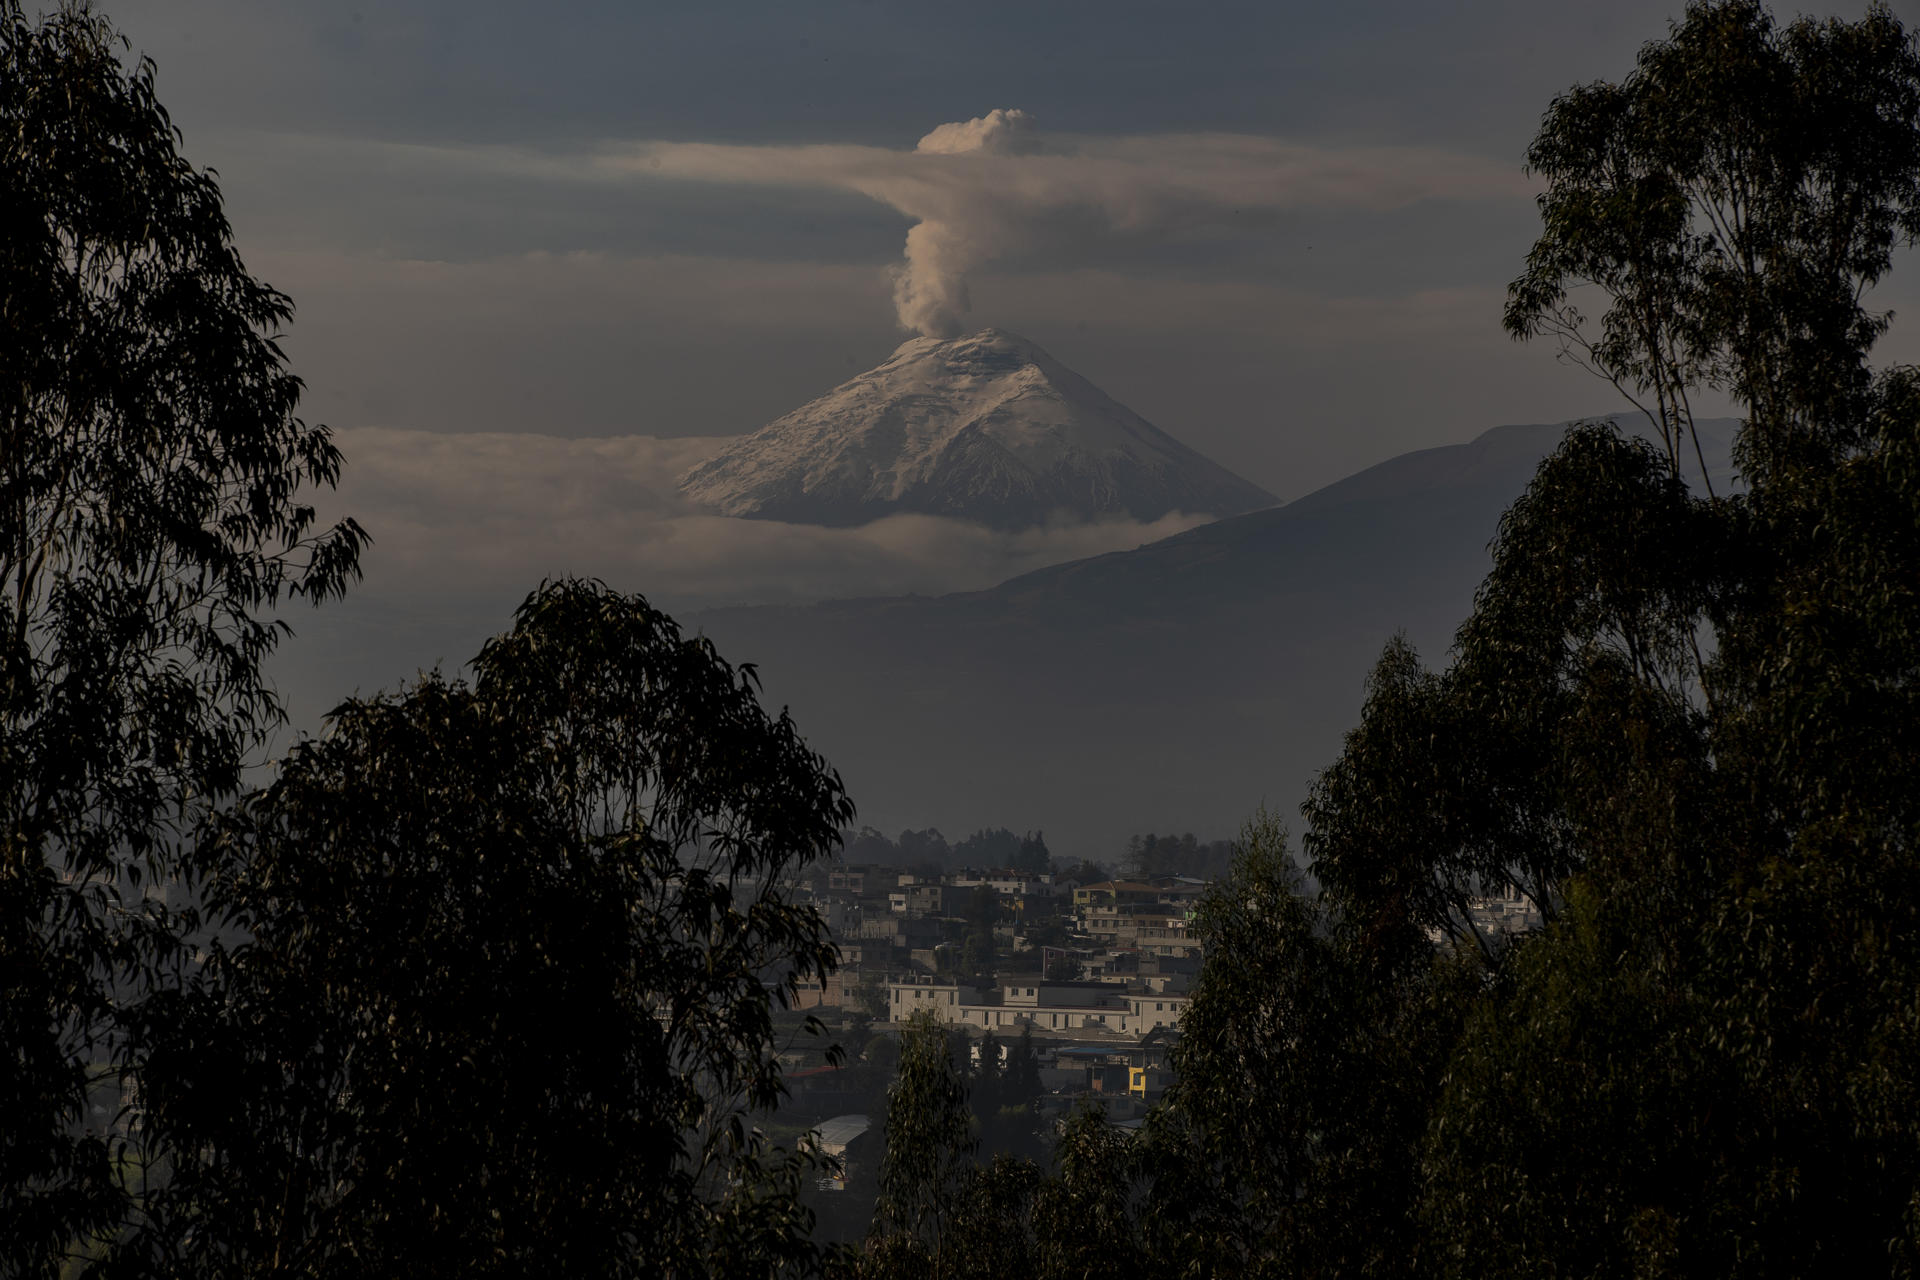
[1506,0,1920,490]
[123,580,854,1278]
[1030,1104,1148,1280]
[1124,2,1920,1275]
[1322,2,1920,1273]
[2,4,364,1270]
[1138,813,1476,1280]
[864,1010,978,1276]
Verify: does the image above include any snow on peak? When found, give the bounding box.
[678,328,1277,530]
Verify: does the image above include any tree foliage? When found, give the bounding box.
[1030,1104,1146,1280]
[1506,0,1920,488]
[1122,831,1236,881]
[868,1011,977,1270]
[845,1035,1144,1280]
[123,580,852,1278]
[1287,2,1920,1274]
[1,3,363,1269]
[1130,814,1474,1279]
[1425,7,1920,1270]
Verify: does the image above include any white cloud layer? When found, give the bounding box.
[273,425,1216,739]
[324,426,1214,613]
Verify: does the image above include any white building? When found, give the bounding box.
[885,974,1188,1037]
[949,869,1056,897]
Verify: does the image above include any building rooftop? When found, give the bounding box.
[814,1115,870,1148]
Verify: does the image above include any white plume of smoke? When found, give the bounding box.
[599,115,1534,339]
[893,221,974,339]
[914,106,1040,157]
[892,109,1040,338]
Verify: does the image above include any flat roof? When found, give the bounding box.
[814,1115,870,1146]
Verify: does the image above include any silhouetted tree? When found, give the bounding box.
[1313,3,1920,1274]
[1032,1104,1146,1280]
[843,826,898,864]
[854,971,891,1022]
[1,4,364,1269]
[1003,1025,1041,1107]
[939,1156,1043,1280]
[896,828,951,879]
[1028,7,1920,1278]
[862,1011,976,1275]
[126,581,852,1278]
[1124,831,1236,880]
[952,827,1021,869]
[1012,831,1050,876]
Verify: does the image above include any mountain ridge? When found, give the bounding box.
[693,414,1736,860]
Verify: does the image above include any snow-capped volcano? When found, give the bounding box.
[678,328,1276,529]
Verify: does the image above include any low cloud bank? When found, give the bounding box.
[272,426,1214,735]
[324,426,1215,612]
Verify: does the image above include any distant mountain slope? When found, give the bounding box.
[679,328,1276,529]
[693,416,1735,861]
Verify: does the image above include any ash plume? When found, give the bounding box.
[610,111,1533,339]
[892,109,1040,338]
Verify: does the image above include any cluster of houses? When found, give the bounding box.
[1424,882,1548,949]
[788,864,1209,1107]
[781,860,1552,1204]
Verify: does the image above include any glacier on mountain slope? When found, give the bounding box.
[677,328,1277,530]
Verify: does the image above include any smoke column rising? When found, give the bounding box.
[892,108,1037,338]
[612,108,1534,341]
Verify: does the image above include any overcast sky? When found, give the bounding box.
[97,0,1920,738]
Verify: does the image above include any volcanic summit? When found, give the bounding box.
[678,329,1276,529]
